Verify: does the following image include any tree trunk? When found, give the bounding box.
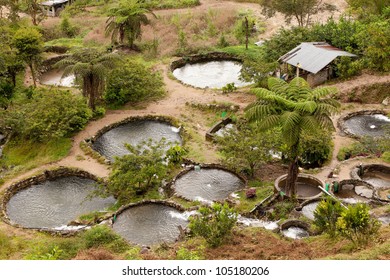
[29,63,36,87]
[285,156,299,197]
[285,143,300,197]
[245,16,249,50]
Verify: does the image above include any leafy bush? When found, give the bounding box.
[25,245,64,260]
[82,225,129,253]
[104,60,165,106]
[313,198,344,237]
[166,145,187,164]
[268,200,295,221]
[103,139,171,203]
[189,203,237,247]
[176,246,204,260]
[0,89,92,142]
[299,129,333,168]
[336,203,381,247]
[337,136,386,161]
[216,122,279,177]
[221,83,237,93]
[60,16,79,37]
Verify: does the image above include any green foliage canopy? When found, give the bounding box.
[0,89,92,141]
[104,60,165,106]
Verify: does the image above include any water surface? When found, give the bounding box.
[112,204,189,246]
[173,60,251,88]
[40,69,75,87]
[92,120,182,161]
[343,114,390,137]
[6,176,116,229]
[174,168,245,202]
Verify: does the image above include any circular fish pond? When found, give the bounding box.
[173,167,245,203]
[112,203,189,246]
[92,118,182,161]
[275,174,324,200]
[172,60,250,89]
[5,176,116,229]
[40,69,75,87]
[280,220,310,240]
[352,164,390,190]
[341,111,390,138]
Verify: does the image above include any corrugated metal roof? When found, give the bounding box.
[278,42,357,74]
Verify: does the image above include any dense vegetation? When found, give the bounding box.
[0,0,389,262]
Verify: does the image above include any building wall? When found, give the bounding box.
[307,67,332,87]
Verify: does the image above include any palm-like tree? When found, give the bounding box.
[55,48,120,110]
[105,0,156,49]
[245,77,340,197]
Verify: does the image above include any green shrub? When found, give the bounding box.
[189,203,237,247]
[176,246,204,260]
[382,151,390,163]
[166,145,188,164]
[60,16,79,37]
[0,88,92,142]
[268,200,295,221]
[104,60,165,106]
[314,198,344,237]
[25,245,64,260]
[336,203,381,247]
[221,83,237,93]
[82,225,129,253]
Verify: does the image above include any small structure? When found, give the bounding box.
[278,42,357,86]
[40,0,73,17]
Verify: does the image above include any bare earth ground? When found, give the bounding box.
[2,0,390,255]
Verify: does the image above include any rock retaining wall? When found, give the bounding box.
[205,117,233,141]
[1,167,101,233]
[337,109,389,139]
[170,52,242,72]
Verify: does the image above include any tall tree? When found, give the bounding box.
[23,0,46,26]
[105,0,156,49]
[346,0,390,17]
[12,27,43,87]
[55,48,120,110]
[245,77,340,197]
[260,0,336,27]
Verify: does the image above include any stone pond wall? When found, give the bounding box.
[205,117,233,141]
[0,167,101,232]
[170,52,242,72]
[337,109,389,139]
[167,163,247,202]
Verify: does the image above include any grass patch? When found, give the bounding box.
[1,138,71,172]
[44,37,84,48]
[234,182,274,213]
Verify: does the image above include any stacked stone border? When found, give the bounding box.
[337,109,389,139]
[167,163,247,203]
[170,52,243,89]
[205,117,233,141]
[113,200,187,219]
[350,164,390,202]
[84,115,186,164]
[274,174,324,201]
[0,166,103,234]
[279,219,313,237]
